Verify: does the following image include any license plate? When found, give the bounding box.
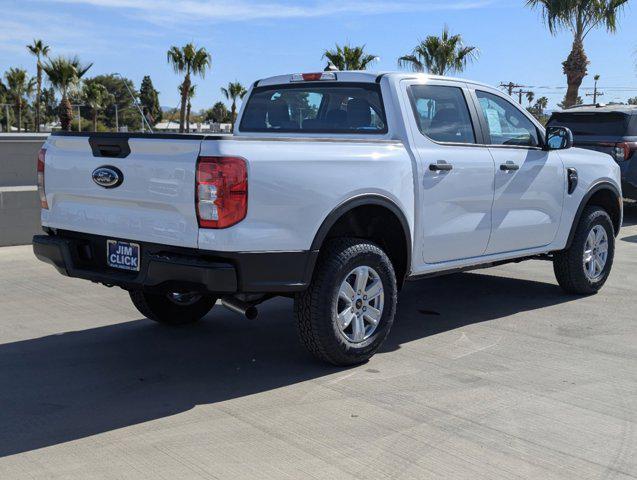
[106,240,140,271]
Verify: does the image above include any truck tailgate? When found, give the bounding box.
[41,134,203,248]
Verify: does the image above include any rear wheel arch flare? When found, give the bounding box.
[310,195,412,286]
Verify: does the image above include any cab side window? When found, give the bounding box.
[476,91,540,147]
[409,85,476,144]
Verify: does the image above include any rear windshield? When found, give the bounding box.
[547,112,630,136]
[239,83,387,134]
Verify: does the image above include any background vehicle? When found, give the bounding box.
[33,72,622,365]
[548,105,637,199]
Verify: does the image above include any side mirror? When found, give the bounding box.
[545,126,573,151]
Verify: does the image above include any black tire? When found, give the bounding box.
[294,238,398,366]
[129,290,216,325]
[553,206,615,295]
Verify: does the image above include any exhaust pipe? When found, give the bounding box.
[221,296,259,320]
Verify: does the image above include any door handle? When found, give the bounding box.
[500,161,520,171]
[429,161,453,172]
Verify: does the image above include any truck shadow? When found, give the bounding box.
[0,270,577,457]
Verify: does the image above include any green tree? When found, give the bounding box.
[40,86,57,126]
[322,44,378,70]
[139,75,162,125]
[206,101,229,123]
[86,74,139,131]
[167,43,211,133]
[26,39,50,132]
[82,80,114,131]
[0,79,7,131]
[43,56,92,131]
[535,96,549,115]
[526,0,628,109]
[221,81,247,129]
[526,91,535,107]
[4,68,35,132]
[627,97,637,105]
[398,26,478,75]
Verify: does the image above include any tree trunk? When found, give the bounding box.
[93,110,98,132]
[35,64,42,132]
[562,36,588,109]
[186,101,191,132]
[17,104,22,133]
[179,74,190,133]
[59,97,73,131]
[231,101,237,130]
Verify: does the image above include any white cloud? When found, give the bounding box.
[43,0,497,24]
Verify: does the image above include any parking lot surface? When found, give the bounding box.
[0,205,636,479]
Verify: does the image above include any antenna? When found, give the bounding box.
[113,73,153,133]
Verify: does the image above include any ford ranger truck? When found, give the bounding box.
[33,71,623,365]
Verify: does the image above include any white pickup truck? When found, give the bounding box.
[33,71,623,365]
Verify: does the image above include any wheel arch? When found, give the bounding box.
[310,195,412,287]
[565,182,622,249]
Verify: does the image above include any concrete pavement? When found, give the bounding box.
[0,205,636,479]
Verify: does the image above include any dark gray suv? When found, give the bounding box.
[548,105,637,199]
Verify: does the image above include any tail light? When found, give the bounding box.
[614,142,637,162]
[37,148,48,209]
[196,156,247,229]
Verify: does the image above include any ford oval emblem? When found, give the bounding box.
[92,166,123,189]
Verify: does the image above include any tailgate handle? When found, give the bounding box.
[88,136,131,158]
[97,144,122,157]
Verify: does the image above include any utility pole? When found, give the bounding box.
[586,74,604,104]
[499,81,524,97]
[71,104,84,132]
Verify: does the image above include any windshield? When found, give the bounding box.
[548,112,630,136]
[239,83,387,134]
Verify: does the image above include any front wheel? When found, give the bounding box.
[294,238,398,366]
[129,290,216,325]
[553,206,615,294]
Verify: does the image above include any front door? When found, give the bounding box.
[472,90,565,254]
[403,81,496,264]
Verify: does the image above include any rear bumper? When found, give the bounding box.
[33,231,318,294]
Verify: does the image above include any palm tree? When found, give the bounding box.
[398,27,478,76]
[26,39,50,132]
[43,56,92,131]
[83,80,113,131]
[535,96,549,115]
[167,43,211,133]
[322,44,378,70]
[221,81,247,129]
[526,91,535,108]
[526,0,628,108]
[4,68,35,132]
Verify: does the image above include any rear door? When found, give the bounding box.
[42,134,202,248]
[402,80,496,263]
[471,90,565,254]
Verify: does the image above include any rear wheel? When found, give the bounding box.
[129,290,216,325]
[294,238,398,366]
[553,206,615,294]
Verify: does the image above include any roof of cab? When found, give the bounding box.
[554,104,637,115]
[254,71,494,90]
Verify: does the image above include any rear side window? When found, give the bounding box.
[476,91,540,147]
[548,112,630,136]
[239,83,387,134]
[408,85,476,144]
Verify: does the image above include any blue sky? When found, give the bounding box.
[1,0,636,111]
